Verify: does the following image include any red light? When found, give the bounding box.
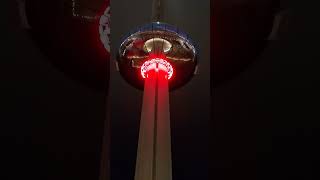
[141,58,173,80]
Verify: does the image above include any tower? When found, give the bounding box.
[117,22,197,180]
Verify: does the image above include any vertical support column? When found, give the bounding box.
[135,71,157,180]
[155,70,172,180]
[135,70,172,180]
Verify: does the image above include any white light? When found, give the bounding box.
[143,38,172,53]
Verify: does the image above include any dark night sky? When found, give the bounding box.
[2,0,320,180]
[212,1,320,179]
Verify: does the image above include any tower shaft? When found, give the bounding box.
[135,70,172,180]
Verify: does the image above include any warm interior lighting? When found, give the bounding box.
[143,38,172,53]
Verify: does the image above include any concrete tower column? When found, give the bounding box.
[134,69,172,180]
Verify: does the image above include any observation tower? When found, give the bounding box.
[116,8,198,180]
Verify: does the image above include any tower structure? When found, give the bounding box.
[116,1,197,180]
[117,22,197,180]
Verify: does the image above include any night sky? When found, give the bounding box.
[2,0,320,180]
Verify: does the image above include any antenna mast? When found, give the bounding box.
[151,0,164,22]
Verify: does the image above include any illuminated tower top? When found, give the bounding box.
[117,22,198,90]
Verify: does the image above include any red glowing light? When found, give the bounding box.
[141,58,173,80]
